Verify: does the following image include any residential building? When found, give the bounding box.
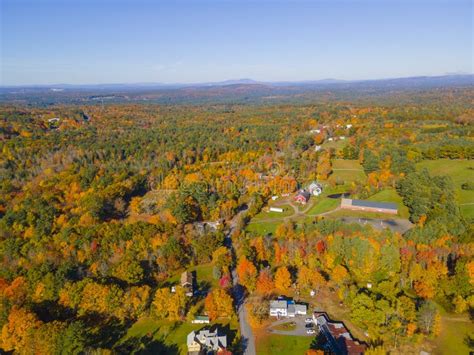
[294,190,311,204]
[308,182,323,196]
[181,271,194,297]
[269,299,307,318]
[269,300,288,317]
[312,312,366,355]
[186,328,227,355]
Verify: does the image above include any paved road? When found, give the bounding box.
[226,209,256,355]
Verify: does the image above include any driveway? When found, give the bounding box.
[267,316,317,337]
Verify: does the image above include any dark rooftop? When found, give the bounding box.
[351,199,397,210]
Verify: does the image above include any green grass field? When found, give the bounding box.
[306,198,340,215]
[416,159,474,218]
[434,305,474,355]
[321,139,347,152]
[367,189,410,218]
[256,334,314,355]
[329,159,367,184]
[246,220,279,236]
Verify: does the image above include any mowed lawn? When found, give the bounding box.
[256,333,314,355]
[246,220,279,236]
[416,159,474,218]
[435,313,474,354]
[306,197,340,215]
[329,159,367,184]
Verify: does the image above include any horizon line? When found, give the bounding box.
[1,72,472,88]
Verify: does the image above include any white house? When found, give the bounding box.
[269,300,288,317]
[270,300,307,318]
[308,182,323,196]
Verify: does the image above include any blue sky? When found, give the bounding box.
[1,0,472,85]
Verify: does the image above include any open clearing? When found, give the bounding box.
[435,310,474,354]
[329,159,367,184]
[416,159,474,218]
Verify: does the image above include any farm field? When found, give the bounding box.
[416,159,474,218]
[329,159,367,184]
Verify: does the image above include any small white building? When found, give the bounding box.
[191,315,210,324]
[269,207,284,213]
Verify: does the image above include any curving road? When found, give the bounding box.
[226,209,256,355]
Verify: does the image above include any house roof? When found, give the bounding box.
[188,329,227,351]
[270,300,287,309]
[314,312,366,355]
[181,271,193,286]
[295,304,307,312]
[296,190,311,200]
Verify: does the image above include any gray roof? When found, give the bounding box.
[351,199,397,210]
[295,304,307,312]
[270,300,287,309]
[188,329,227,350]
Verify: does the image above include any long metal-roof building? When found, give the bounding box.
[341,198,398,215]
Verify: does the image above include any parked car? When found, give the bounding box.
[306,329,316,334]
[305,323,314,328]
[305,318,313,323]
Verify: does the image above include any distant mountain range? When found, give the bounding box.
[2,74,472,90]
[1,74,472,105]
